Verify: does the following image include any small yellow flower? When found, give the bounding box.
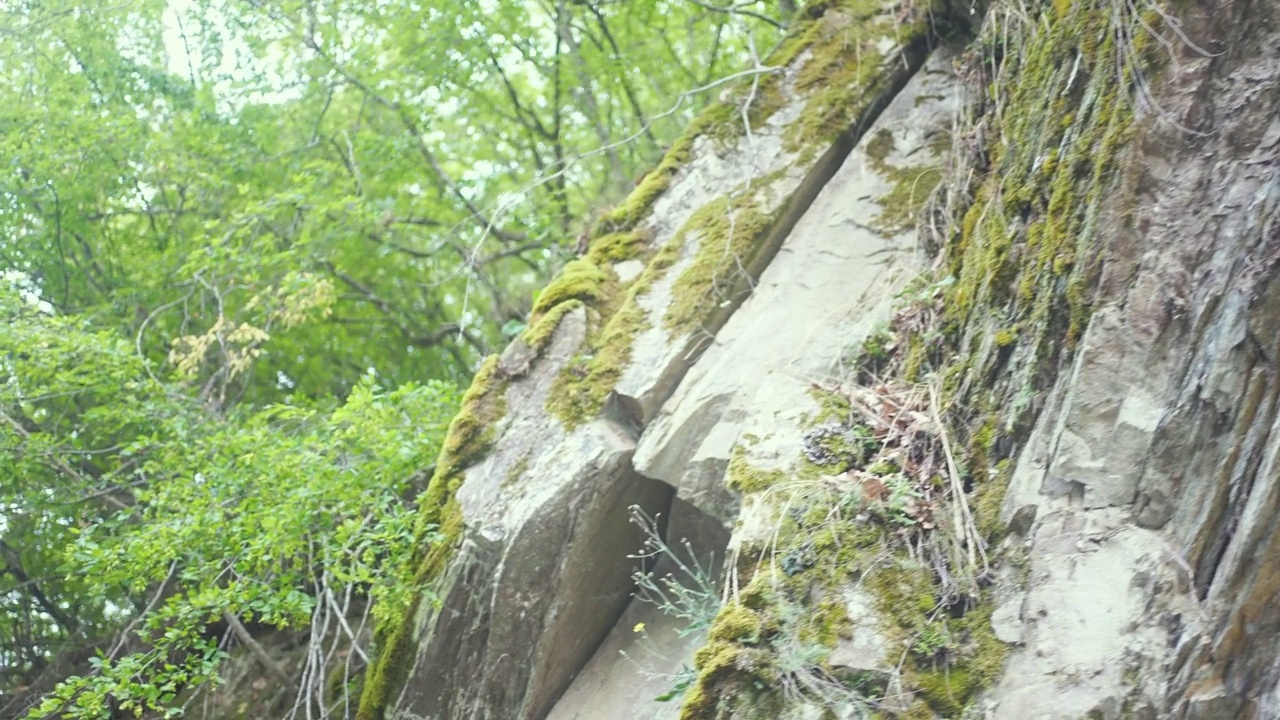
[632,622,646,634]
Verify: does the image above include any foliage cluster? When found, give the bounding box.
[1,276,458,718]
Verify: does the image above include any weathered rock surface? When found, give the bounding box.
[370,2,938,718]
[988,2,1280,717]
[364,0,1280,718]
[543,53,961,719]
[633,54,959,526]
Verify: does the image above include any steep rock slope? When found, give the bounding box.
[359,0,1280,718]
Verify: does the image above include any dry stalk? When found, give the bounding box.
[927,380,989,575]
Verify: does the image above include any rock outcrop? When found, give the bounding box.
[358,0,1280,718]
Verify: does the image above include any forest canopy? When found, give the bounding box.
[0,0,787,716]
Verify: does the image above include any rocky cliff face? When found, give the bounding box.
[357,0,1280,718]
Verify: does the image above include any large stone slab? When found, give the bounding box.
[391,308,676,720]
[633,53,961,525]
[542,53,962,720]
[383,9,937,719]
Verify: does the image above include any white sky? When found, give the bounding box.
[160,0,302,109]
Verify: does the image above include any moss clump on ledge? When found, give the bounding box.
[529,260,609,318]
[522,298,583,352]
[544,295,648,426]
[679,578,785,720]
[775,0,935,160]
[587,230,650,263]
[662,190,776,336]
[523,228,654,356]
[356,355,507,720]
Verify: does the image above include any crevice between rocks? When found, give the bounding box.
[617,30,940,432]
[541,38,947,720]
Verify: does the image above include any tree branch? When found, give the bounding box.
[0,411,130,510]
[683,0,784,29]
[0,540,78,635]
[222,611,297,690]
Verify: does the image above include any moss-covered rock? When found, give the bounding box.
[356,355,507,720]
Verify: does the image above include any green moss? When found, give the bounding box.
[522,298,583,352]
[357,356,507,720]
[902,602,1009,716]
[859,557,1009,717]
[530,259,609,317]
[913,666,975,715]
[544,293,647,427]
[586,230,649,263]
[548,172,782,427]
[805,386,853,426]
[861,123,947,236]
[974,458,1013,541]
[864,559,937,621]
[871,164,944,235]
[680,643,762,720]
[900,700,941,720]
[777,0,933,159]
[857,327,899,379]
[682,574,832,720]
[918,0,1148,473]
[533,233,656,428]
[947,3,1136,335]
[551,168,787,428]
[956,603,1009,689]
[591,33,786,237]
[865,127,895,164]
[726,445,789,493]
[429,357,507,481]
[681,605,779,720]
[663,191,776,335]
[686,535,877,714]
[708,602,764,644]
[816,6,1161,715]
[800,596,850,650]
[596,134,694,233]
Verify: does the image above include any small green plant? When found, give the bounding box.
[621,506,724,705]
[652,662,697,703]
[627,506,722,637]
[875,472,928,527]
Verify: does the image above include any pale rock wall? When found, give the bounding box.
[549,53,961,720]
[363,0,1280,718]
[368,2,939,718]
[994,1,1280,716]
